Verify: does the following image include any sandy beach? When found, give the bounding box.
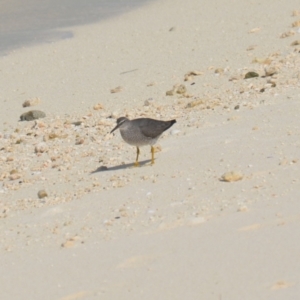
[1,0,300,299]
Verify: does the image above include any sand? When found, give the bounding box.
[1,0,300,299]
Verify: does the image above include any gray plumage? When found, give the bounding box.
[110,117,176,166]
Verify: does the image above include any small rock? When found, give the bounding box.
[38,190,48,199]
[176,84,187,94]
[215,68,224,74]
[237,206,249,212]
[110,86,123,93]
[244,72,259,79]
[20,110,46,121]
[291,40,300,46]
[292,20,300,27]
[280,30,295,38]
[292,10,300,16]
[248,27,261,33]
[184,70,203,81]
[61,236,80,248]
[22,97,41,107]
[75,138,85,145]
[144,98,154,106]
[166,89,176,96]
[186,99,204,108]
[72,121,82,126]
[9,173,21,181]
[220,171,243,182]
[264,66,278,77]
[93,103,104,110]
[246,45,257,51]
[147,82,156,87]
[252,57,272,65]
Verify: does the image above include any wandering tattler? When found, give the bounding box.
[110,117,176,166]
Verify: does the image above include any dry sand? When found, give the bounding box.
[1,0,300,299]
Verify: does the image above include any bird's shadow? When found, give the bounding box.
[90,159,152,174]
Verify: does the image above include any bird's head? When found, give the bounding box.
[110,117,129,133]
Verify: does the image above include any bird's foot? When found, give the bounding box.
[133,161,140,167]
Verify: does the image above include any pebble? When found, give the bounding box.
[20,110,46,121]
[144,98,154,106]
[292,20,300,27]
[22,97,41,107]
[186,99,204,108]
[237,206,249,212]
[110,86,123,93]
[184,70,203,81]
[38,190,48,199]
[61,236,80,248]
[248,27,261,33]
[280,30,295,38]
[93,103,104,110]
[176,84,187,95]
[264,66,278,77]
[291,40,300,46]
[220,171,243,182]
[292,10,300,16]
[244,72,259,79]
[215,68,224,74]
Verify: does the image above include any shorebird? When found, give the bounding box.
[110,117,176,166]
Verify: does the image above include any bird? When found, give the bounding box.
[110,117,176,166]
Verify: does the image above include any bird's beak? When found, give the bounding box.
[110,123,121,134]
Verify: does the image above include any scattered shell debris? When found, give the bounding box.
[61,236,81,248]
[292,10,300,17]
[184,70,203,81]
[280,30,295,38]
[292,20,300,27]
[252,57,272,65]
[0,30,299,242]
[186,99,204,108]
[248,27,261,33]
[166,84,190,97]
[20,110,46,121]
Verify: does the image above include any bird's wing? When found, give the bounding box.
[136,119,174,138]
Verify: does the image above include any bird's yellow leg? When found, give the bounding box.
[134,147,140,167]
[151,146,155,165]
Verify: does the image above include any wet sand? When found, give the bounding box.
[0,0,300,299]
[0,0,152,54]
